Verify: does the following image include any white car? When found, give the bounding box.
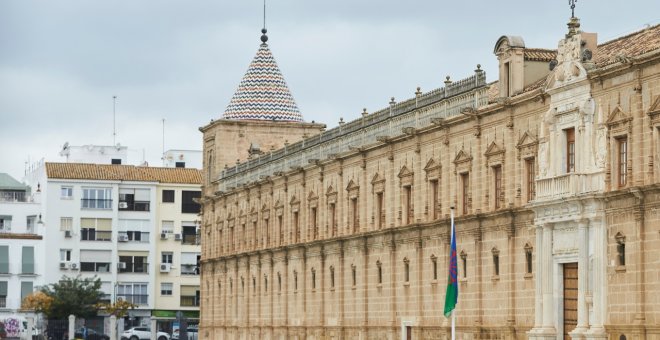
[121,327,170,340]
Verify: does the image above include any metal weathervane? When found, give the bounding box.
[569,0,577,18]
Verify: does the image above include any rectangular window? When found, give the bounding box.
[0,246,8,274]
[526,158,536,202]
[80,262,111,272]
[161,282,173,296]
[181,252,200,275]
[430,180,439,220]
[378,266,383,284]
[119,188,150,211]
[293,211,299,243]
[351,197,358,233]
[81,188,112,209]
[161,252,173,264]
[376,192,384,228]
[60,217,73,231]
[80,218,112,241]
[181,191,201,214]
[111,158,122,165]
[162,190,175,203]
[461,173,470,215]
[0,281,7,308]
[566,128,575,173]
[180,286,200,307]
[119,256,148,274]
[404,262,410,283]
[618,137,628,188]
[20,281,33,306]
[59,249,72,262]
[60,186,73,199]
[278,215,283,245]
[461,254,467,278]
[404,186,413,224]
[329,203,337,236]
[432,259,438,280]
[503,62,511,97]
[0,216,11,232]
[22,246,34,274]
[493,165,502,209]
[493,253,500,276]
[330,267,335,288]
[26,215,36,233]
[526,248,533,274]
[161,221,174,234]
[117,283,148,305]
[311,207,318,240]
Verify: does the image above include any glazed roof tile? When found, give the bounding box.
[45,163,202,184]
[222,42,303,122]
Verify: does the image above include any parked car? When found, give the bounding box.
[171,326,198,340]
[75,327,110,340]
[121,327,170,340]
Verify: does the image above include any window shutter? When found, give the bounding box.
[22,246,34,274]
[0,246,8,273]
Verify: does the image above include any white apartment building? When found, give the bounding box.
[24,162,201,330]
[0,173,44,319]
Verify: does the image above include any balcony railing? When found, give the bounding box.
[81,199,113,209]
[119,201,150,212]
[119,262,149,274]
[181,264,199,276]
[117,294,148,305]
[0,296,5,308]
[535,173,605,200]
[180,295,200,307]
[81,230,112,241]
[182,234,199,245]
[0,192,27,202]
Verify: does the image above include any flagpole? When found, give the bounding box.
[450,206,455,340]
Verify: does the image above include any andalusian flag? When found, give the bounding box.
[443,210,458,317]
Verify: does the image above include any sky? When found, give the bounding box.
[1,1,658,181]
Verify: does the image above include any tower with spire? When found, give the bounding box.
[199,27,325,195]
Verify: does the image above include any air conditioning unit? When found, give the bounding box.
[64,230,72,238]
[70,263,79,270]
[118,202,128,209]
[160,263,171,272]
[117,262,127,269]
[118,234,129,242]
[160,233,167,240]
[59,262,69,269]
[174,233,182,241]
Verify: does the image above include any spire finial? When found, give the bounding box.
[569,0,577,18]
[260,0,268,43]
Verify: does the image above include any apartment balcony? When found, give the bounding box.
[117,294,148,305]
[180,264,199,276]
[118,201,150,212]
[535,173,605,201]
[180,295,200,307]
[80,230,112,242]
[0,192,27,202]
[81,199,112,210]
[118,262,149,274]
[181,234,200,245]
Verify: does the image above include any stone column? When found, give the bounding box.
[587,219,607,339]
[109,315,117,340]
[541,223,555,332]
[534,224,543,328]
[573,219,590,335]
[150,318,157,340]
[68,315,75,340]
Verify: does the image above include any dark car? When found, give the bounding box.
[76,327,110,340]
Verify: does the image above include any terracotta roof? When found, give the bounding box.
[524,48,557,62]
[45,163,202,184]
[593,24,660,66]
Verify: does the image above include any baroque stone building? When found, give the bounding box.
[198,18,660,340]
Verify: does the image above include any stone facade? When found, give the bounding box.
[199,19,660,340]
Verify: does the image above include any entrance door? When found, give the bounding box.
[563,263,578,340]
[406,326,412,340]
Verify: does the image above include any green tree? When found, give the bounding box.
[35,275,105,319]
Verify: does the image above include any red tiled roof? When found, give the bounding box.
[593,24,660,66]
[45,163,202,184]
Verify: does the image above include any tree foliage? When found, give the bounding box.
[95,299,136,318]
[31,276,106,320]
[21,291,53,313]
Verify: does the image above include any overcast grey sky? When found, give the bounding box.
[1,1,658,181]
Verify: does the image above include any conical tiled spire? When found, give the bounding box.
[222,30,303,122]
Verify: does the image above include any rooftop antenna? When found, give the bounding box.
[569,0,577,18]
[260,0,268,43]
[113,95,117,145]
